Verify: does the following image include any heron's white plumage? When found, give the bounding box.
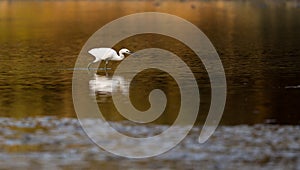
[88,48,118,61]
[87,48,131,70]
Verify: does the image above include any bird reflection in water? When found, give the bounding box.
[89,71,128,102]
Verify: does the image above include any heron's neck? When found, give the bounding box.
[118,52,125,60]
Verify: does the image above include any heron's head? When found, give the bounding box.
[119,48,132,55]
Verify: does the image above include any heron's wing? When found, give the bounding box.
[88,48,116,60]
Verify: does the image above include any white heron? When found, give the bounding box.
[87,48,132,70]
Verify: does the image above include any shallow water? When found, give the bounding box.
[0,117,299,169]
[0,0,300,125]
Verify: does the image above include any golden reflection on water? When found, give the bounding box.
[0,1,300,124]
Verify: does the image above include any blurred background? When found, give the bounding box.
[0,0,300,169]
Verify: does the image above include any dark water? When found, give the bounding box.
[1,0,300,125]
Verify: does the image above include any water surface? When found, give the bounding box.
[0,0,300,125]
[0,117,299,169]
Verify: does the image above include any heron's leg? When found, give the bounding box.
[88,60,97,71]
[87,62,93,71]
[88,60,101,71]
[104,60,109,71]
[105,69,108,76]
